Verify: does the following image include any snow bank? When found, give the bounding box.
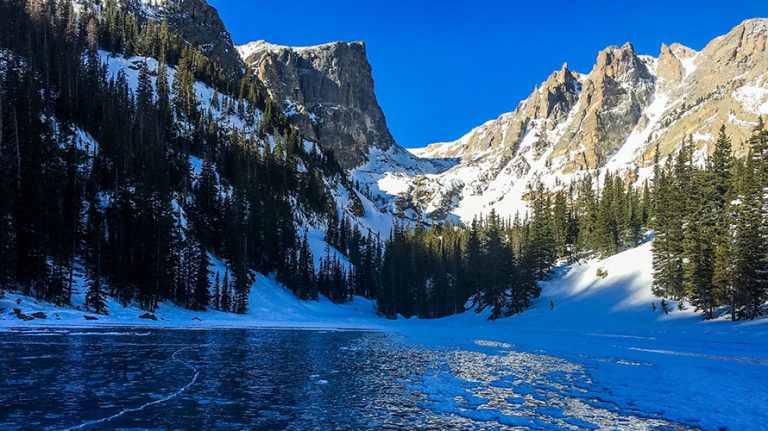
[0,259,380,330]
[3,240,765,333]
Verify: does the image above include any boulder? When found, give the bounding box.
[83,315,99,321]
[30,312,47,319]
[138,312,158,321]
[12,308,34,321]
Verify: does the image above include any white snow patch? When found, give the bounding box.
[732,84,768,115]
[189,156,203,177]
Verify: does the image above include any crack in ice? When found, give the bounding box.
[59,344,205,431]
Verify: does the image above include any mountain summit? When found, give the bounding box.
[394,18,768,222]
[238,40,397,169]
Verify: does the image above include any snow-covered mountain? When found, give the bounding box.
[376,19,768,223]
[236,39,455,223]
[22,4,768,236]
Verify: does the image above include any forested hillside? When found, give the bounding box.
[652,125,768,320]
[1,0,766,323]
[0,0,357,314]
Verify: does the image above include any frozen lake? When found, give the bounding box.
[0,328,702,430]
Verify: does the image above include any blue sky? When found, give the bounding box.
[209,0,768,148]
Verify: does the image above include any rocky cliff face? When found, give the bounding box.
[553,43,656,171]
[401,18,768,223]
[238,41,397,169]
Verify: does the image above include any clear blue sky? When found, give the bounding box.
[209,0,768,148]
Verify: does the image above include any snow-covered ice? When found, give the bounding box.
[2,240,767,430]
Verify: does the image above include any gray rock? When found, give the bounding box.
[12,309,34,321]
[241,41,396,169]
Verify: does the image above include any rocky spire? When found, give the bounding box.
[656,43,684,88]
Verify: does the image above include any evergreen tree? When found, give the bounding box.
[84,271,108,315]
[211,271,220,310]
[731,128,768,320]
[190,242,211,310]
[296,231,317,300]
[526,184,557,279]
[172,46,197,124]
[683,171,716,318]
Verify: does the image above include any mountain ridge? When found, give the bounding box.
[383,18,768,223]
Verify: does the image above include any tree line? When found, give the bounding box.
[652,124,768,320]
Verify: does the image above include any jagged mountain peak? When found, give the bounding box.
[590,41,652,83]
[547,62,580,88]
[734,17,768,35]
[667,42,697,58]
[375,18,768,224]
[656,42,698,90]
[703,17,767,63]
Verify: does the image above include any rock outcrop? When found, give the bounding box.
[238,41,396,169]
[553,42,656,171]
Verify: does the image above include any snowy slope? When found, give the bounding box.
[396,242,768,431]
[0,263,381,330]
[98,50,405,273]
[100,51,260,134]
[4,239,764,333]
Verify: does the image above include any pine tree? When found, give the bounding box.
[296,231,317,300]
[211,271,220,310]
[156,58,171,127]
[683,171,716,318]
[711,125,733,202]
[190,242,211,310]
[221,270,231,312]
[477,211,508,318]
[652,151,687,300]
[84,188,107,314]
[172,46,197,124]
[463,217,483,302]
[330,256,347,303]
[526,184,557,279]
[594,171,618,255]
[731,126,768,320]
[84,270,108,315]
[711,206,734,316]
